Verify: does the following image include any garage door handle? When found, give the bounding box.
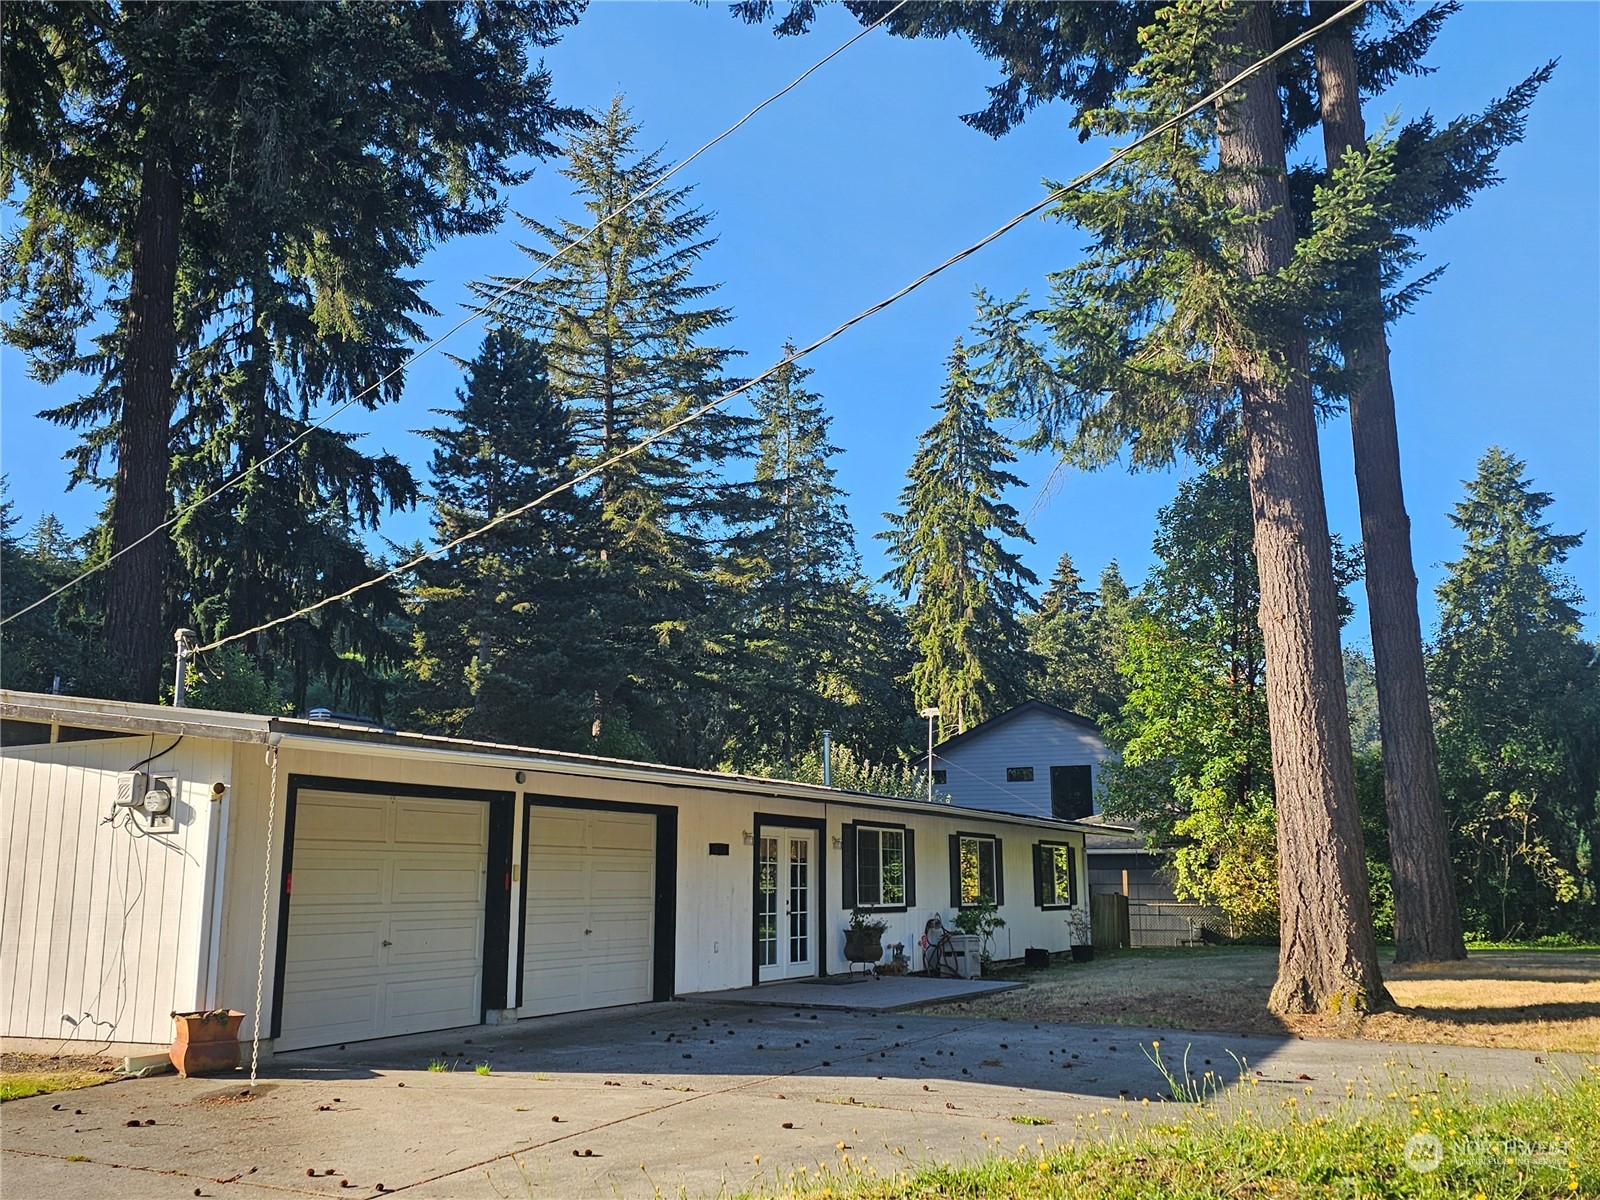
[584,929,593,936]
[382,940,393,947]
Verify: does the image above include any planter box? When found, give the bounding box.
[170,1010,245,1077]
[1070,944,1094,964]
[843,929,886,965]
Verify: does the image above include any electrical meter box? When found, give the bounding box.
[115,771,148,810]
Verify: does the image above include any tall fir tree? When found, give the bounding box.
[0,488,107,695]
[1027,551,1127,725]
[880,336,1038,736]
[744,0,1555,989]
[398,329,597,749]
[2,2,583,700]
[1305,3,1550,965]
[1431,449,1599,939]
[1020,2,1394,1014]
[722,346,865,772]
[480,97,748,762]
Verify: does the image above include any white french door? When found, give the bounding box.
[756,828,817,982]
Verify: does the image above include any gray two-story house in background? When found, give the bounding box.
[931,700,1106,821]
[934,701,1191,942]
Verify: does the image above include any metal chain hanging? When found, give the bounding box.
[249,742,279,1089]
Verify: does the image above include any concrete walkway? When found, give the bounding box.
[0,1002,1581,1200]
[682,973,1023,1010]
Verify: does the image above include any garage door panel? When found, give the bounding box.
[384,974,482,1027]
[531,812,587,849]
[523,808,655,1018]
[590,861,654,901]
[586,956,654,1004]
[591,814,654,852]
[396,801,488,847]
[295,794,390,846]
[285,917,385,970]
[278,791,489,1052]
[588,911,652,948]
[386,915,485,967]
[523,962,583,1011]
[279,983,382,1045]
[294,861,385,905]
[391,859,484,903]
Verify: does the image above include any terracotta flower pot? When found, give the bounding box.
[170,1010,245,1077]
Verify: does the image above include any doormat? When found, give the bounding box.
[800,974,873,986]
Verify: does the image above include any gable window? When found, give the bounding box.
[1033,842,1079,909]
[840,822,915,910]
[931,769,947,785]
[949,833,1004,908]
[1005,766,1034,783]
[1050,765,1093,820]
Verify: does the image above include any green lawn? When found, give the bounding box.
[734,1062,1599,1198]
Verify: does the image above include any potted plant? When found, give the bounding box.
[1065,907,1094,963]
[843,906,890,966]
[169,1009,245,1077]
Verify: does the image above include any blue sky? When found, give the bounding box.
[3,1,1596,640]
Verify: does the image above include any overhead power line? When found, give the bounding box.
[195,0,1369,655]
[0,0,909,629]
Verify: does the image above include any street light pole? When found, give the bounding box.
[920,706,940,802]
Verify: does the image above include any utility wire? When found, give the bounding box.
[195,0,1368,655]
[0,1,909,630]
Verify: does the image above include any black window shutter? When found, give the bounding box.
[1067,846,1079,907]
[993,837,1005,906]
[949,834,961,907]
[1032,844,1045,908]
[903,828,916,907]
[841,824,858,909]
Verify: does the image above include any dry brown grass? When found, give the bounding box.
[926,946,1600,1052]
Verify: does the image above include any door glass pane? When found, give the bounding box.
[758,836,779,967]
[857,827,881,906]
[788,837,810,963]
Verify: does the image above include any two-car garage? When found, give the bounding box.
[272,780,672,1052]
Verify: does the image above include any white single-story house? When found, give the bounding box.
[0,690,1095,1054]
[931,700,1108,821]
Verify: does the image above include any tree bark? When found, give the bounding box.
[1315,20,1466,964]
[1216,6,1390,1016]
[104,143,181,703]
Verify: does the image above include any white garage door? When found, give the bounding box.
[277,790,488,1051]
[522,807,655,1017]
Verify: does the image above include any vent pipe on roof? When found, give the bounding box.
[821,729,832,787]
[173,629,197,708]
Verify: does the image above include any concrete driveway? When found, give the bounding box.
[0,1001,1574,1199]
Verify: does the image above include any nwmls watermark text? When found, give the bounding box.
[1404,1131,1573,1173]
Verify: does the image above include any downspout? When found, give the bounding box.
[197,770,230,1009]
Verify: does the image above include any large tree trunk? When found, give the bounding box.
[1315,21,1466,965]
[104,144,181,703]
[1217,6,1390,1016]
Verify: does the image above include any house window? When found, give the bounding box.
[931,769,947,785]
[841,823,915,910]
[1050,764,1093,820]
[1033,842,1079,909]
[1005,766,1034,783]
[949,833,1003,908]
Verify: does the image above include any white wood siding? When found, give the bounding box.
[937,709,1108,818]
[1,735,230,1044]
[4,724,1097,1048]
